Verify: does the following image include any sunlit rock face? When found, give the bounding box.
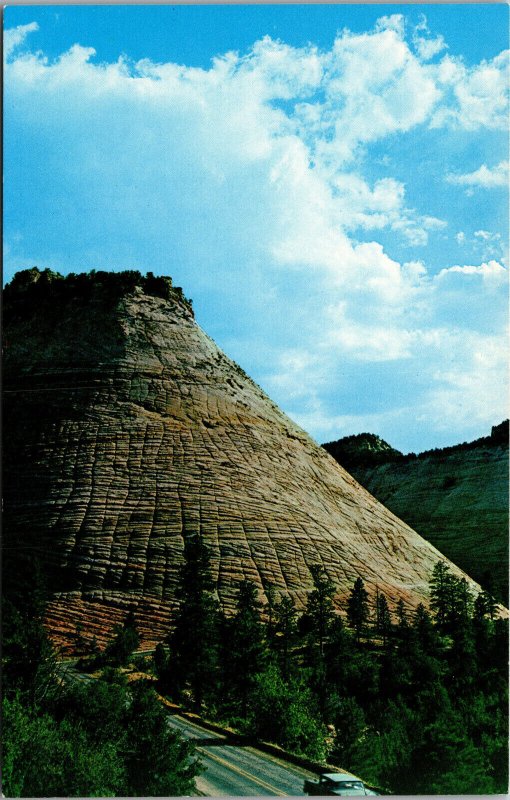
[325,427,509,603]
[3,270,482,652]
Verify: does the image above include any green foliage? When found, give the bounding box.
[346,577,370,642]
[2,692,124,797]
[165,536,221,712]
[375,592,392,645]
[4,268,193,322]
[100,611,140,668]
[3,676,201,798]
[246,664,326,761]
[2,599,59,707]
[407,709,496,794]
[123,680,200,796]
[272,594,299,680]
[305,564,336,657]
[328,694,366,766]
[223,580,267,717]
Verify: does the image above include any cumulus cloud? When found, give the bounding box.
[4,14,508,448]
[412,14,447,61]
[4,21,39,58]
[447,160,509,188]
[431,50,509,129]
[437,259,507,285]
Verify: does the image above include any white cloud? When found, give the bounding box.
[412,15,447,61]
[431,51,509,130]
[437,259,507,286]
[423,331,509,432]
[447,160,509,188]
[4,16,508,450]
[4,21,39,58]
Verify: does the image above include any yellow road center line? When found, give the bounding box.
[196,746,287,796]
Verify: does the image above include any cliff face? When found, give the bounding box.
[4,270,485,652]
[324,428,509,602]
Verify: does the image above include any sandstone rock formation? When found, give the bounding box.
[3,269,488,652]
[324,426,509,602]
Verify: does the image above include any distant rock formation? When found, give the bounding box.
[324,424,509,602]
[3,269,489,652]
[323,432,404,471]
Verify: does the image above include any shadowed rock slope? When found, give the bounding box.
[4,269,484,652]
[323,424,509,602]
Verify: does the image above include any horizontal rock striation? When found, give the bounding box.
[4,270,489,652]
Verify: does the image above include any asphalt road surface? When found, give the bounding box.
[167,713,315,796]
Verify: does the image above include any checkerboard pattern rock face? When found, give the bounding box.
[3,274,477,652]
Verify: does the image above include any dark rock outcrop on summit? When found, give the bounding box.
[323,424,509,602]
[4,269,486,652]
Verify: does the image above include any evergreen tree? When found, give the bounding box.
[123,680,200,796]
[324,616,355,698]
[102,610,140,668]
[395,598,411,641]
[154,643,170,684]
[413,603,439,654]
[473,591,490,622]
[429,560,452,630]
[302,565,336,718]
[305,565,336,658]
[166,536,220,712]
[263,582,278,649]
[328,694,366,767]
[480,570,499,618]
[346,577,370,643]
[456,578,474,624]
[376,592,392,646]
[225,580,266,717]
[2,599,59,707]
[273,594,298,680]
[430,562,475,634]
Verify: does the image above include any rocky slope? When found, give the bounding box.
[323,425,509,602]
[4,269,487,652]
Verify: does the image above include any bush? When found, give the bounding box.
[246,664,326,761]
[2,692,124,797]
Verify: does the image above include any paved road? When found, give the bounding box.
[57,663,315,796]
[167,713,314,796]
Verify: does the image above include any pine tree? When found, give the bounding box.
[346,577,370,643]
[413,603,438,653]
[167,536,220,712]
[103,610,140,668]
[376,593,392,646]
[430,560,459,631]
[454,578,474,627]
[226,580,266,717]
[306,564,336,658]
[124,680,200,796]
[263,582,278,650]
[273,594,298,680]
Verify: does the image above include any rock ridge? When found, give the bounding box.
[323,427,509,601]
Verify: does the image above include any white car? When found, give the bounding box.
[304,772,369,796]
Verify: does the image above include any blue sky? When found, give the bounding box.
[4,5,509,452]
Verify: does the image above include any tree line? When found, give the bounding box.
[3,537,508,796]
[150,540,507,794]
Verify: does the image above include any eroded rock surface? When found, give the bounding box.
[4,270,486,652]
[324,433,509,602]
